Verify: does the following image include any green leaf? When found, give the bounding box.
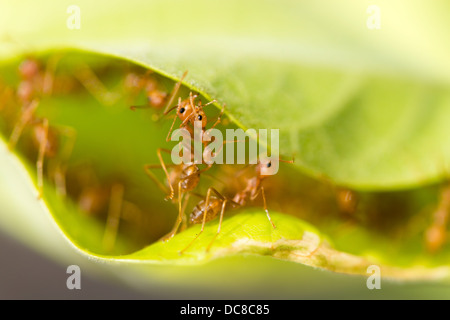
[2,0,450,189]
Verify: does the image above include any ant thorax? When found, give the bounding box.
[17,59,46,102]
[233,176,259,206]
[17,81,36,103]
[19,59,40,80]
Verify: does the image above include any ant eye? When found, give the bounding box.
[197,115,203,121]
[179,107,185,114]
[267,162,272,168]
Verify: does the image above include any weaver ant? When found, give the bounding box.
[179,157,294,254]
[143,148,217,241]
[8,57,76,197]
[130,71,187,114]
[78,182,126,252]
[69,161,160,252]
[16,57,57,103]
[125,70,169,109]
[9,100,77,197]
[424,182,450,253]
[143,130,241,242]
[131,71,224,142]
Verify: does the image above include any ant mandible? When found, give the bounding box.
[8,57,76,197]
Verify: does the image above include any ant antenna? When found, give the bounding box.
[163,70,188,115]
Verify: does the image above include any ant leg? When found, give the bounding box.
[196,163,212,175]
[203,138,245,163]
[165,96,198,142]
[179,107,197,128]
[201,172,227,187]
[206,103,224,130]
[261,186,276,228]
[179,187,218,254]
[123,71,147,104]
[206,199,228,253]
[56,125,77,163]
[163,181,183,241]
[36,118,49,198]
[202,99,218,109]
[74,62,120,106]
[144,164,172,195]
[157,148,176,200]
[425,216,447,254]
[8,99,39,150]
[144,148,178,200]
[161,182,191,242]
[162,71,188,115]
[102,183,125,252]
[165,98,182,142]
[42,54,62,97]
[173,164,214,194]
[189,91,196,112]
[51,125,77,196]
[180,192,191,232]
[252,186,276,229]
[143,164,178,199]
[0,85,14,114]
[190,191,206,199]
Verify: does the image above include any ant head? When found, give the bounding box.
[257,156,294,177]
[256,158,274,177]
[176,97,195,123]
[124,72,141,88]
[192,108,207,128]
[19,58,40,80]
[179,93,208,128]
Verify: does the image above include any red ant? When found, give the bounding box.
[71,164,128,252]
[179,157,294,254]
[16,57,56,103]
[179,187,237,254]
[125,70,169,109]
[8,58,76,197]
[73,61,122,106]
[425,183,450,253]
[130,71,187,114]
[143,139,238,242]
[164,92,223,143]
[78,181,126,252]
[143,148,215,241]
[131,71,224,142]
[9,100,76,197]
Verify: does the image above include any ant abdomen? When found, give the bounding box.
[190,196,222,224]
[179,165,200,191]
[147,90,168,109]
[17,81,35,103]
